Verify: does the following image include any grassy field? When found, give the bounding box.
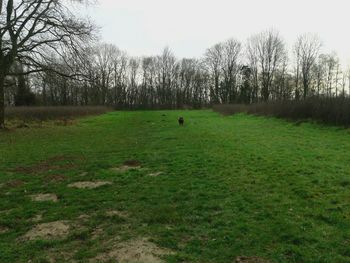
[1,110,350,262]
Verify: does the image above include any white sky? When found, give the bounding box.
[84,0,350,65]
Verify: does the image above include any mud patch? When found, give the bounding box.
[30,193,58,202]
[93,238,173,263]
[23,221,70,241]
[148,172,163,177]
[123,160,142,167]
[68,181,112,189]
[235,256,271,263]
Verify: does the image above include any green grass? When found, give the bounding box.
[1,110,350,262]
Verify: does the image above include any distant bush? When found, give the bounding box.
[213,97,350,127]
[5,106,111,121]
[113,104,201,110]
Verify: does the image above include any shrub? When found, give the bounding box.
[213,97,350,127]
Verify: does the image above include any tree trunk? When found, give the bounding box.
[0,73,5,129]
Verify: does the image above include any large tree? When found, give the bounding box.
[0,0,94,128]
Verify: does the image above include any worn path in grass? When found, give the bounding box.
[1,110,350,262]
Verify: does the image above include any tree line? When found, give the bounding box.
[1,1,350,128]
[7,31,350,109]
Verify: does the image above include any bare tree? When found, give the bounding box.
[347,67,350,97]
[0,0,94,128]
[294,34,321,99]
[204,43,223,103]
[323,53,338,97]
[334,58,341,97]
[221,39,241,103]
[246,39,259,102]
[248,30,286,101]
[313,55,326,96]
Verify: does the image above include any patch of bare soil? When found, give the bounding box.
[68,181,112,189]
[123,160,142,167]
[44,174,67,183]
[148,172,163,177]
[93,238,173,263]
[111,160,143,173]
[235,256,271,263]
[30,193,58,202]
[0,226,9,234]
[13,155,78,174]
[106,210,128,218]
[22,221,70,241]
[111,160,142,173]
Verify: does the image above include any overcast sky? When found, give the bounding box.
[85,0,350,65]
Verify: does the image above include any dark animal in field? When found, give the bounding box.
[178,117,184,126]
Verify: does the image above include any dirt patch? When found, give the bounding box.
[148,172,163,177]
[79,172,88,177]
[106,210,128,218]
[235,256,271,263]
[0,226,9,234]
[93,238,173,263]
[68,181,112,189]
[44,174,67,183]
[111,160,143,173]
[5,179,24,188]
[13,155,78,174]
[123,160,142,167]
[30,193,58,202]
[22,221,70,241]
